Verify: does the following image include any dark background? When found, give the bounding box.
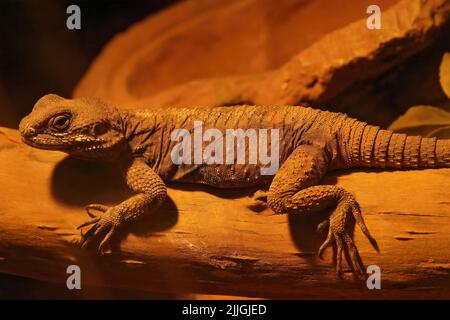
[0,0,178,299]
[0,0,177,128]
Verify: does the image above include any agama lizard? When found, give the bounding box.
[19,94,450,276]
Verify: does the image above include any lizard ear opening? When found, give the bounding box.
[93,123,109,136]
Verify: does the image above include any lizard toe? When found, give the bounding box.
[78,206,121,252]
[246,190,269,212]
[98,226,118,254]
[246,200,268,212]
[77,217,100,229]
[85,204,109,218]
[318,228,333,260]
[317,219,329,235]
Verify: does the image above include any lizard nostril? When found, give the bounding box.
[23,127,36,138]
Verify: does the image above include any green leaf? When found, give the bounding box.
[439,52,450,99]
[388,106,450,138]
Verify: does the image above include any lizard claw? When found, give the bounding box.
[317,195,373,278]
[78,204,121,254]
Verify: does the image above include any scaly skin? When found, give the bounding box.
[19,94,450,277]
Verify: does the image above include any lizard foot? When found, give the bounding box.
[317,194,371,278]
[77,204,122,254]
[246,190,268,212]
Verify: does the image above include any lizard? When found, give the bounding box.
[19,94,450,277]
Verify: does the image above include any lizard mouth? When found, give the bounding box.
[22,134,104,152]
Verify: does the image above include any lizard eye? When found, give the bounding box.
[48,114,71,131]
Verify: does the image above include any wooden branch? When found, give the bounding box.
[0,127,449,298]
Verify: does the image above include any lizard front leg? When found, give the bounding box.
[267,143,379,277]
[78,158,167,253]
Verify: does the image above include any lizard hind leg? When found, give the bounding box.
[267,143,378,277]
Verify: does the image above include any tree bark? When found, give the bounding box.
[0,127,449,298]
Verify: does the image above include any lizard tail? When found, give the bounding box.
[349,123,450,169]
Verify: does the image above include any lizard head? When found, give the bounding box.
[19,94,126,159]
